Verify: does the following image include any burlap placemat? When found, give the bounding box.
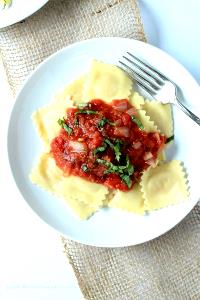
[0,0,145,94]
[0,1,199,299]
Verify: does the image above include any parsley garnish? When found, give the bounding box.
[97,117,115,128]
[131,116,144,130]
[58,118,72,135]
[166,135,174,143]
[75,109,97,115]
[96,155,134,188]
[81,164,88,172]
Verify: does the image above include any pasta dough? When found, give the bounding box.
[157,150,166,162]
[30,59,189,220]
[141,160,189,210]
[32,97,72,150]
[83,60,132,102]
[137,109,158,132]
[30,153,108,219]
[142,100,173,137]
[109,184,145,214]
[129,92,145,109]
[55,75,86,104]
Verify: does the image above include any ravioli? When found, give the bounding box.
[157,150,166,162]
[30,59,189,220]
[129,92,145,109]
[141,160,189,210]
[137,109,158,132]
[109,184,145,214]
[55,75,86,104]
[83,60,132,102]
[142,100,173,138]
[32,97,72,150]
[30,153,108,219]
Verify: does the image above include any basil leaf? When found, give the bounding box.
[58,118,72,135]
[120,174,132,188]
[166,135,174,143]
[77,103,87,108]
[81,164,88,172]
[97,159,115,169]
[104,139,122,162]
[96,159,119,173]
[125,155,134,175]
[75,109,97,115]
[96,155,134,188]
[97,117,115,128]
[93,143,107,155]
[114,141,122,161]
[131,116,144,130]
[104,139,113,147]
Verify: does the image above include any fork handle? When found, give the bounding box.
[176,98,200,126]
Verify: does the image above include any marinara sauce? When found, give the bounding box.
[51,99,166,191]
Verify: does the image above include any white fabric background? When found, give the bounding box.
[0,0,199,299]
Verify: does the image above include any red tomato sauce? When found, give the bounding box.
[51,99,166,191]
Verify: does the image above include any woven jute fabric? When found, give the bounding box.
[0,0,199,299]
[0,0,145,94]
[62,203,200,300]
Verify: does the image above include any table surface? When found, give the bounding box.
[0,0,200,299]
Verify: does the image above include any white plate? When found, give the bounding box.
[0,0,48,28]
[7,37,200,247]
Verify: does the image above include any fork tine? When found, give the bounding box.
[122,55,161,90]
[134,80,157,98]
[119,61,157,96]
[127,52,167,82]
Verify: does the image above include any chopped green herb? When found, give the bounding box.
[104,139,122,161]
[75,109,97,115]
[125,155,134,176]
[58,118,72,135]
[120,174,132,189]
[93,138,123,161]
[96,159,119,173]
[104,139,113,148]
[81,164,88,172]
[166,135,174,143]
[97,117,115,128]
[96,155,134,188]
[131,116,144,130]
[77,103,88,108]
[93,143,107,156]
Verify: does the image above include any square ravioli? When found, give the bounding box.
[30,59,188,220]
[108,184,145,215]
[141,160,189,210]
[142,100,173,138]
[30,153,109,219]
[83,60,132,102]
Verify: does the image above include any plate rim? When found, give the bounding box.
[0,0,49,28]
[7,37,200,247]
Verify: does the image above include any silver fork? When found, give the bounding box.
[119,52,200,126]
